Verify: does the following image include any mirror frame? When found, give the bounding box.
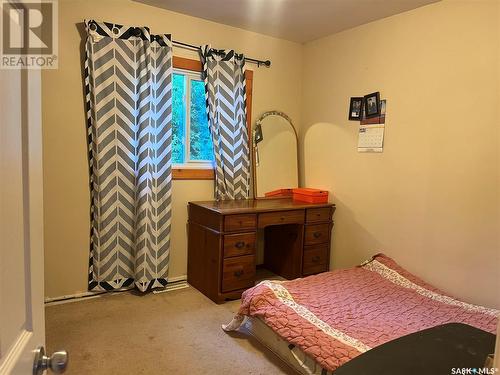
[252,110,299,199]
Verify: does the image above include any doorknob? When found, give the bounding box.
[33,346,68,375]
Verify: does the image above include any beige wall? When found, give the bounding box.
[300,0,500,308]
[42,0,303,298]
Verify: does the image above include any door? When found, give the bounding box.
[0,66,45,373]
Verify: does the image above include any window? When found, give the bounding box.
[171,56,253,180]
[172,70,214,167]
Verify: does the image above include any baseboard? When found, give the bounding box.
[152,278,189,294]
[44,275,188,305]
[44,291,106,305]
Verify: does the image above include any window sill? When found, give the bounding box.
[172,168,215,180]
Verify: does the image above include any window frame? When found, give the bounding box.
[172,56,253,180]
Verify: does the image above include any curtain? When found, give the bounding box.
[84,20,173,292]
[201,45,251,200]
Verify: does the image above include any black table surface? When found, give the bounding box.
[333,323,496,375]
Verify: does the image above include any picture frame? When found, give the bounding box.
[348,97,363,120]
[380,99,386,115]
[364,91,380,119]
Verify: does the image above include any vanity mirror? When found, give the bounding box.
[252,111,299,198]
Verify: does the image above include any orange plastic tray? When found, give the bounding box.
[292,188,329,203]
[264,188,294,198]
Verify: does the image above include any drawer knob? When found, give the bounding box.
[235,241,245,249]
[313,232,322,239]
[312,255,321,263]
[234,269,244,277]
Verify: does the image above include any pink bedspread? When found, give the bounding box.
[236,254,499,372]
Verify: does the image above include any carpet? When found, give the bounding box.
[46,286,297,374]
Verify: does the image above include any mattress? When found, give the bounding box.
[223,254,499,373]
[243,316,333,375]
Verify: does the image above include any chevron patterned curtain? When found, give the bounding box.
[84,20,173,292]
[201,46,251,200]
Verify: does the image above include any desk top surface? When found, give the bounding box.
[189,198,334,215]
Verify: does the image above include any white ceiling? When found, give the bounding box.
[135,0,439,43]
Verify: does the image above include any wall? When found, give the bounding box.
[42,0,303,298]
[301,0,500,308]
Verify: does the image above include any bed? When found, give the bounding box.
[223,254,499,374]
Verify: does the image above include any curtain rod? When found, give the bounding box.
[172,39,271,68]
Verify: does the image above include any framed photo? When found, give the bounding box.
[380,99,386,115]
[364,92,380,118]
[348,97,363,120]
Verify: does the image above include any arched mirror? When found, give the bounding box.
[253,111,299,198]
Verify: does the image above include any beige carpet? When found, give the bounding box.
[46,286,297,375]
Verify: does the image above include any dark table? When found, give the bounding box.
[333,323,496,375]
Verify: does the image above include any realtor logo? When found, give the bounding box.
[1,0,58,69]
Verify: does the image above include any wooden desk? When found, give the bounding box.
[187,199,336,303]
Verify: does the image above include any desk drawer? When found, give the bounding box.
[306,208,331,223]
[224,214,257,232]
[303,245,328,276]
[222,255,256,292]
[223,232,256,258]
[304,223,330,245]
[258,210,304,227]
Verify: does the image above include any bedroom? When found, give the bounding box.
[0,0,499,374]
